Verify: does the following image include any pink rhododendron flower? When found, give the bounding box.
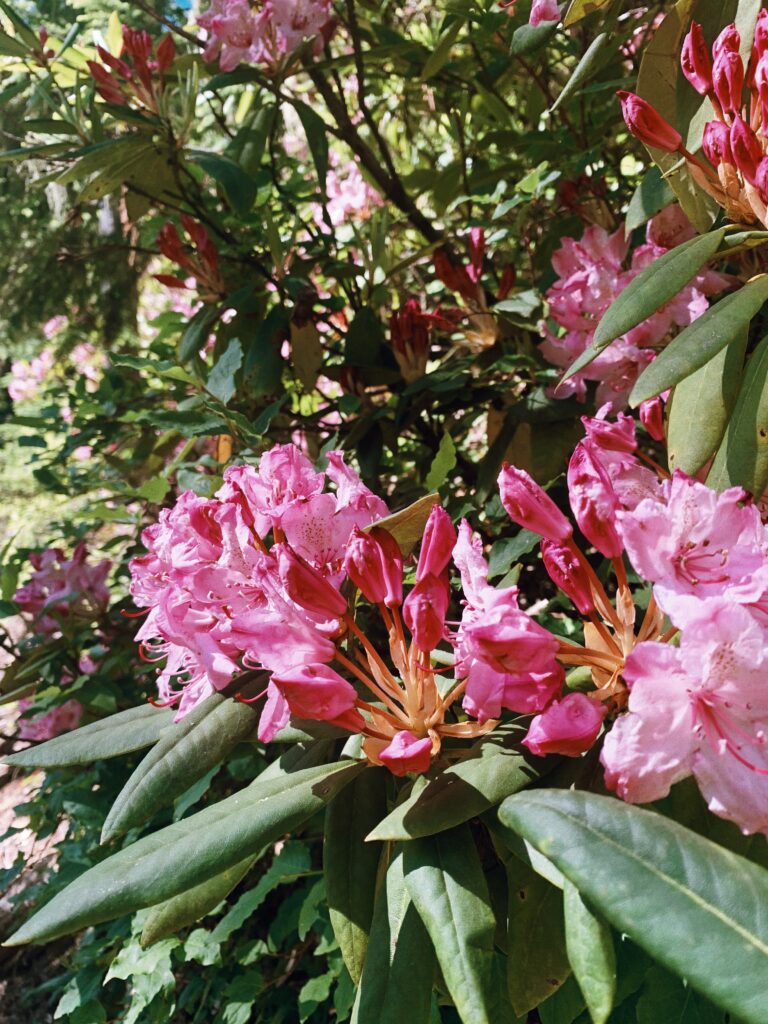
[540,217,729,409]
[315,155,382,227]
[8,348,54,402]
[17,698,84,741]
[529,0,560,26]
[199,0,331,70]
[602,602,768,836]
[14,543,111,637]
[523,692,606,756]
[378,731,434,776]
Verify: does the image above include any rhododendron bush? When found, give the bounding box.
[3,1,768,1022]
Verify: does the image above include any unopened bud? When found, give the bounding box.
[277,546,347,618]
[681,21,712,95]
[712,49,744,114]
[617,91,682,152]
[540,539,595,616]
[416,506,456,581]
[702,119,733,166]
[403,573,449,652]
[523,693,606,757]
[712,23,740,62]
[498,463,572,542]
[730,115,763,184]
[567,442,623,559]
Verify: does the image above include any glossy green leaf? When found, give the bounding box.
[140,855,256,947]
[706,333,768,496]
[499,790,768,1024]
[563,879,616,1024]
[667,327,748,475]
[550,32,608,112]
[350,849,435,1024]
[419,20,462,82]
[190,150,257,216]
[368,730,551,841]
[6,760,363,946]
[206,337,243,405]
[635,965,729,1024]
[2,703,173,769]
[509,18,559,56]
[179,305,220,364]
[325,768,387,984]
[507,860,570,1016]
[294,101,329,192]
[403,826,502,1024]
[564,0,613,27]
[630,274,768,406]
[424,431,456,491]
[624,167,675,234]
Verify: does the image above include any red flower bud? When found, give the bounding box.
[756,9,768,59]
[122,26,153,62]
[344,526,403,607]
[617,91,682,152]
[755,157,768,203]
[730,114,763,184]
[155,34,176,76]
[416,505,456,581]
[567,442,623,559]
[755,54,768,131]
[639,397,665,442]
[403,573,449,652]
[498,463,572,542]
[433,247,478,303]
[277,546,347,618]
[712,23,740,62]
[681,22,712,95]
[157,221,186,264]
[702,119,733,166]
[540,539,595,616]
[712,49,744,114]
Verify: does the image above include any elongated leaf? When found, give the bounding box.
[102,692,263,842]
[3,703,173,769]
[667,327,748,475]
[706,333,768,496]
[179,305,220,363]
[140,854,256,947]
[190,150,257,216]
[630,274,768,406]
[6,760,363,946]
[403,826,502,1024]
[624,167,675,234]
[419,21,462,82]
[325,768,386,984]
[507,860,570,1016]
[365,493,440,556]
[550,32,608,112]
[564,0,612,27]
[499,790,768,1024]
[368,731,552,841]
[563,879,616,1024]
[350,849,435,1024]
[294,101,329,192]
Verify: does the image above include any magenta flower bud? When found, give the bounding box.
[522,693,606,757]
[403,574,449,652]
[702,119,733,166]
[344,526,403,607]
[378,730,433,776]
[756,157,768,202]
[278,546,347,618]
[498,463,572,542]
[712,23,740,61]
[713,49,745,114]
[567,442,623,559]
[416,506,457,582]
[617,91,682,152]
[540,539,595,616]
[639,397,665,442]
[681,22,712,95]
[755,54,768,130]
[756,9,768,59]
[730,115,763,184]
[271,663,361,723]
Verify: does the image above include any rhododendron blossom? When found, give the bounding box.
[198,0,332,71]
[540,213,729,408]
[14,543,111,638]
[17,698,83,741]
[8,348,55,403]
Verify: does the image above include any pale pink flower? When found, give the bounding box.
[601,601,768,836]
[17,698,83,741]
[529,0,560,25]
[14,543,111,637]
[523,692,606,756]
[8,348,54,402]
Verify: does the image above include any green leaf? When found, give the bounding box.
[140,855,256,946]
[499,790,768,1024]
[101,691,262,842]
[419,21,462,82]
[190,150,257,216]
[294,101,329,192]
[635,965,729,1024]
[563,879,616,1024]
[424,432,456,491]
[325,768,387,984]
[350,848,435,1024]
[206,337,243,406]
[403,826,502,1024]
[507,860,570,1016]
[624,167,676,234]
[345,307,386,369]
[630,275,768,406]
[6,760,364,945]
[564,0,613,27]
[368,730,553,841]
[510,19,559,56]
[667,327,748,475]
[706,333,768,496]
[179,305,220,364]
[550,32,609,112]
[2,703,173,769]
[137,474,171,503]
[586,229,725,363]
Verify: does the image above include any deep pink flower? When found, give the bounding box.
[540,539,595,616]
[416,506,457,581]
[712,49,744,114]
[403,574,449,652]
[523,692,606,757]
[703,119,733,167]
[529,0,559,25]
[567,443,623,558]
[277,546,347,618]
[617,91,682,152]
[730,115,762,184]
[639,397,665,441]
[601,602,768,836]
[681,21,712,95]
[344,526,403,607]
[498,463,571,542]
[270,663,362,724]
[17,698,84,741]
[378,731,433,776]
[712,23,740,61]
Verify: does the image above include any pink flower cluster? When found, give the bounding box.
[198,0,332,72]
[540,210,729,409]
[17,698,83,742]
[8,348,54,403]
[130,444,568,775]
[14,543,111,638]
[502,409,768,837]
[315,156,383,228]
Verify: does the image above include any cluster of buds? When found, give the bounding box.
[155,216,226,302]
[389,299,455,384]
[87,26,175,115]
[432,229,515,350]
[619,13,768,227]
